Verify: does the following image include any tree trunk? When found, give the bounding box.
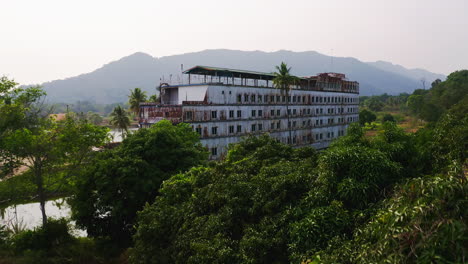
[34,161,48,227]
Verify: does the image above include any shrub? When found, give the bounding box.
[382,113,395,122]
[11,218,73,255]
[0,224,9,248]
[359,109,376,125]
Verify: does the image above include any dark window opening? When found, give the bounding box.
[211,147,217,156]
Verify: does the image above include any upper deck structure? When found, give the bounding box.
[140,66,359,159]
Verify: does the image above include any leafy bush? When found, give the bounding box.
[382,113,395,122]
[316,173,467,264]
[2,218,119,263]
[288,201,350,261]
[393,113,406,123]
[11,218,73,254]
[358,109,376,125]
[0,224,9,248]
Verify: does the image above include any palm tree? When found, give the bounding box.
[128,88,147,119]
[149,94,159,102]
[273,62,300,145]
[109,105,131,140]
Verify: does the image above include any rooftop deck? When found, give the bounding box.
[162,65,359,93]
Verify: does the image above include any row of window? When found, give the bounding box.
[209,128,346,157]
[282,129,345,145]
[192,107,359,121]
[194,117,358,137]
[235,93,358,104]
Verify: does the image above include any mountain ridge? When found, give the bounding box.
[39,49,446,104]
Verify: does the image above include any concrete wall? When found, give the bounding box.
[140,84,359,159]
[178,85,208,104]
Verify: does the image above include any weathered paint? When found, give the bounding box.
[140,72,359,159]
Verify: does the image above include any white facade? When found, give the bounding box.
[141,81,359,159]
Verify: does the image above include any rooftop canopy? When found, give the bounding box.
[183,65,305,81]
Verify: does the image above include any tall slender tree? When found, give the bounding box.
[273,62,300,144]
[109,105,131,140]
[128,87,147,118]
[1,79,109,226]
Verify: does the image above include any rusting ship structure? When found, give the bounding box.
[139,66,359,159]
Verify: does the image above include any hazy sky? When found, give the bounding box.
[1,0,467,84]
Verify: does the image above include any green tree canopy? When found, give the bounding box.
[406,70,468,122]
[131,135,318,263]
[382,113,395,122]
[363,97,384,112]
[70,120,208,246]
[129,117,463,264]
[148,94,159,102]
[358,109,377,125]
[1,80,109,226]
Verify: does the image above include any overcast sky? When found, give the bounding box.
[1,0,467,84]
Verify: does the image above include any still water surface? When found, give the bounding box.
[109,128,138,142]
[0,128,140,237]
[0,199,86,237]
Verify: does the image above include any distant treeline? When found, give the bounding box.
[359,70,468,123]
[48,101,128,116]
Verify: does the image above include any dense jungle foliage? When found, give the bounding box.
[1,70,467,263]
[130,115,466,263]
[127,71,467,263]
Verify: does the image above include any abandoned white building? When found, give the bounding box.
[139,66,360,159]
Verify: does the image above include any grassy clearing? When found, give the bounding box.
[364,110,426,138]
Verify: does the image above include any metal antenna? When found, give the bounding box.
[181,64,184,84]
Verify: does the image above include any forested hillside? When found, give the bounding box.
[39,50,445,104]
